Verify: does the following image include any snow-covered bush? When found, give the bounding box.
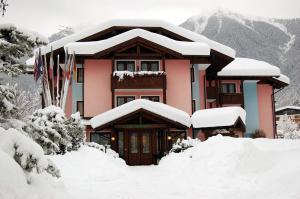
[170,137,200,153]
[0,83,18,118]
[86,142,119,158]
[252,129,266,138]
[23,106,72,154]
[277,114,300,139]
[23,106,85,154]
[65,112,85,151]
[0,127,60,181]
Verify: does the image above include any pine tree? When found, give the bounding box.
[0,24,46,76]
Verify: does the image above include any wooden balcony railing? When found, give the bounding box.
[206,87,218,99]
[206,87,243,105]
[111,73,166,90]
[220,93,243,105]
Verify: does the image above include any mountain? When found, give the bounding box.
[181,9,300,107]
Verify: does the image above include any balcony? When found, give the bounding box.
[111,71,166,90]
[220,93,243,105]
[206,87,218,99]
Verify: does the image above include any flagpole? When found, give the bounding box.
[61,53,74,111]
[56,54,60,107]
[43,54,52,106]
[50,46,55,105]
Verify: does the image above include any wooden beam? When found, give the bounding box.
[114,124,168,129]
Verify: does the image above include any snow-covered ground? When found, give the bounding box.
[2,135,300,199]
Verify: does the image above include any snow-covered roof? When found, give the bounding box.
[273,74,290,85]
[276,106,300,112]
[40,19,235,57]
[191,107,246,129]
[65,29,210,56]
[218,58,281,77]
[90,99,191,128]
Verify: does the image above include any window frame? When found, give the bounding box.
[76,101,84,116]
[221,83,237,94]
[90,132,111,146]
[116,96,136,107]
[76,68,84,83]
[191,67,195,83]
[115,60,136,72]
[141,95,160,102]
[192,99,196,113]
[140,60,160,71]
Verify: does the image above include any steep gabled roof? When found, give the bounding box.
[65,29,210,56]
[41,19,235,58]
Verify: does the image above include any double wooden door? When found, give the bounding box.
[125,130,153,165]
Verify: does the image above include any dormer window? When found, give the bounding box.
[141,61,159,71]
[116,61,135,72]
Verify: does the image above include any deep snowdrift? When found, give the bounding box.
[2,135,300,199]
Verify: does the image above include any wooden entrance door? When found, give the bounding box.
[127,131,153,165]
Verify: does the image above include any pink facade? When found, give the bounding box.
[165,59,192,115]
[84,59,112,117]
[257,84,274,138]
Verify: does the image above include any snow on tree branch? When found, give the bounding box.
[0,0,8,16]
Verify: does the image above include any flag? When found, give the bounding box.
[49,47,55,102]
[33,53,39,81]
[38,48,43,77]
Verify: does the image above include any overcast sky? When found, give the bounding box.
[1,0,300,36]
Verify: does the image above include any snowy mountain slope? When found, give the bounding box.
[181,10,300,107]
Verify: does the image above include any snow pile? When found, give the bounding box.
[218,58,281,77]
[159,135,300,199]
[276,105,300,112]
[65,29,210,56]
[49,146,127,199]
[113,70,165,81]
[90,99,191,128]
[0,150,28,199]
[192,106,246,128]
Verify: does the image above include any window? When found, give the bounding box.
[192,99,196,113]
[76,101,84,116]
[116,96,135,106]
[221,83,236,94]
[77,68,84,83]
[91,133,111,146]
[116,61,135,72]
[141,96,160,102]
[141,61,159,71]
[191,67,195,83]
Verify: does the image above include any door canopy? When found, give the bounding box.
[90,99,191,129]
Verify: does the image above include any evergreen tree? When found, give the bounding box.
[0,24,46,76]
